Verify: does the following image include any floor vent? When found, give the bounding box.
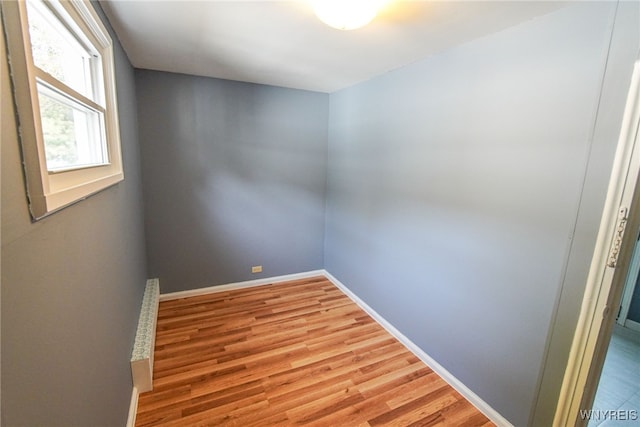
[131,278,160,393]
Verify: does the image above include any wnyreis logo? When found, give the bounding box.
[579,409,639,422]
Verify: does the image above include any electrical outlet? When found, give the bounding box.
[251,265,262,273]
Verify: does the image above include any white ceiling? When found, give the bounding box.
[100,1,567,93]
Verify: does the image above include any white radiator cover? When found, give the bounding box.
[131,278,160,393]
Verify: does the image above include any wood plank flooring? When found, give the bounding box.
[135,276,494,426]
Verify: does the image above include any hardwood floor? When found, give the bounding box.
[135,276,494,426]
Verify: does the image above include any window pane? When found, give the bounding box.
[27,0,95,99]
[37,83,107,171]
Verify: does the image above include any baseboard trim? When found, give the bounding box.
[126,387,138,427]
[322,270,513,427]
[159,270,326,301]
[625,319,640,332]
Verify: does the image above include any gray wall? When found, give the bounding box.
[2,1,636,425]
[324,2,639,426]
[531,2,640,425]
[1,3,147,426]
[135,71,328,294]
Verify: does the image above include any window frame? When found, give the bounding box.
[3,0,123,220]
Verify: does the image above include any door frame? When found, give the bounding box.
[554,58,640,427]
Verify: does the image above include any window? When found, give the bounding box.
[3,0,123,219]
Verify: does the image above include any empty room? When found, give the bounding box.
[2,0,640,426]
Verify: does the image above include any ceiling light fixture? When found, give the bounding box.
[313,0,385,31]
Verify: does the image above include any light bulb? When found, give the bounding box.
[313,0,384,31]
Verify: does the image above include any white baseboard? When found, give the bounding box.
[126,387,138,427]
[159,270,326,301]
[625,319,640,332]
[322,270,513,427]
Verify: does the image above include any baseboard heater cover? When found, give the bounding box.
[131,278,160,393]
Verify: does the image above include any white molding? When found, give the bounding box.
[625,319,640,332]
[322,270,513,427]
[126,387,138,427]
[159,270,326,301]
